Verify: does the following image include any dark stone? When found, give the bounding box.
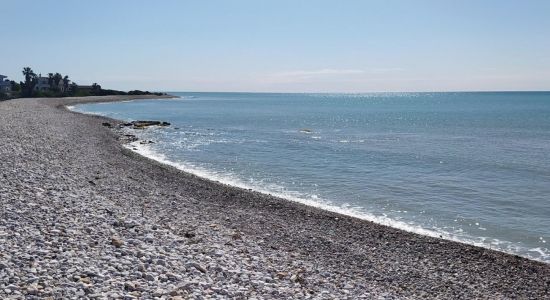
[129,120,171,128]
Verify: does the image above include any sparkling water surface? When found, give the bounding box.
[72,92,550,262]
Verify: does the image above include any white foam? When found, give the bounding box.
[528,247,550,261]
[66,105,108,117]
[122,141,549,263]
[66,96,550,262]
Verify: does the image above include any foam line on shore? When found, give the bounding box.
[67,100,550,263]
[124,141,549,263]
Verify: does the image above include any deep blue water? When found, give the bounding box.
[72,92,550,262]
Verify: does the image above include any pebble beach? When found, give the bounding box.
[1,95,549,299]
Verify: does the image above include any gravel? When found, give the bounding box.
[0,95,548,299]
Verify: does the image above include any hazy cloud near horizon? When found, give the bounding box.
[1,0,549,92]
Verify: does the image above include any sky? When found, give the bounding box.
[1,0,549,92]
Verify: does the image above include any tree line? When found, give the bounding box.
[19,67,73,97]
[1,67,165,100]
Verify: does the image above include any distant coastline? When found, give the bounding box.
[0,67,166,101]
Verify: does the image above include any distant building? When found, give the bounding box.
[0,75,12,93]
[33,75,71,93]
[34,76,50,92]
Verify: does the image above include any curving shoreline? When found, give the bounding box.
[1,95,549,299]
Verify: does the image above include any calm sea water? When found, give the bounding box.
[72,92,550,262]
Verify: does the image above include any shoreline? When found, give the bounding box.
[71,95,548,264]
[126,140,542,263]
[1,95,549,298]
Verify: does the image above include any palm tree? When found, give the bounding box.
[21,67,37,97]
[22,67,36,84]
[53,73,63,88]
[63,75,70,92]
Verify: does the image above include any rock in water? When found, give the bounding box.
[131,120,170,128]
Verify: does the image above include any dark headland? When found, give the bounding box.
[0,96,548,299]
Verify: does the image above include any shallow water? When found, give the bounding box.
[72,92,550,262]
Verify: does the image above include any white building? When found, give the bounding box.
[34,75,71,92]
[0,75,11,93]
[34,76,50,92]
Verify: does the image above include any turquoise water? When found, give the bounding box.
[72,92,550,262]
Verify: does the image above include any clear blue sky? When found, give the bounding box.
[1,0,549,92]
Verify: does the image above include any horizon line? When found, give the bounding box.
[160,90,550,94]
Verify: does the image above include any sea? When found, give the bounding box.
[71,92,550,262]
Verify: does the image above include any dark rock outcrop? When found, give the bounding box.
[120,120,171,129]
